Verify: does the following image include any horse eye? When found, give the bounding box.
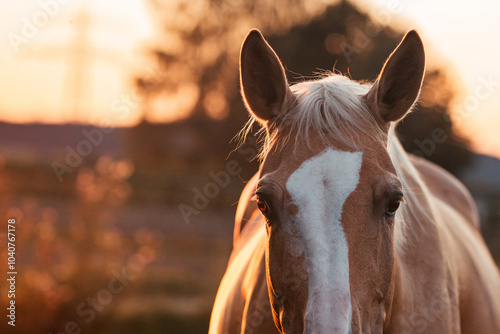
[385,200,400,217]
[257,198,271,216]
[385,193,403,218]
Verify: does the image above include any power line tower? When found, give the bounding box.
[22,2,125,123]
[63,5,91,120]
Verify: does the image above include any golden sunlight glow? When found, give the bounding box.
[367,0,500,158]
[148,83,200,123]
[204,90,229,120]
[0,0,499,158]
[0,0,152,125]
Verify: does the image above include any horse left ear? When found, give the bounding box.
[365,30,426,126]
[240,29,293,124]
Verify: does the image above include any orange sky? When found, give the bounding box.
[0,0,499,159]
[0,0,151,125]
[369,0,500,159]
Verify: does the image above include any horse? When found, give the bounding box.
[209,29,500,334]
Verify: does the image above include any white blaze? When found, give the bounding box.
[286,148,362,333]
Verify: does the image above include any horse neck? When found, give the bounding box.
[386,129,453,322]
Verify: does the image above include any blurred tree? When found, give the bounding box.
[264,2,472,175]
[129,0,340,175]
[0,157,150,334]
[397,69,472,175]
[137,0,334,122]
[131,0,471,176]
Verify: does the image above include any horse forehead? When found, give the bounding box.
[285,148,364,204]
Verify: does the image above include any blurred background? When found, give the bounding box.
[0,0,499,333]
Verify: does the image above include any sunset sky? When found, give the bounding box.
[0,0,152,124]
[371,0,500,159]
[0,0,498,158]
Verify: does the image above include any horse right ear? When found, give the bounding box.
[240,29,293,124]
[365,30,426,127]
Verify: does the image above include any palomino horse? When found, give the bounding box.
[209,29,500,333]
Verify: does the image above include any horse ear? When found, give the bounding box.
[240,29,292,123]
[365,30,425,125]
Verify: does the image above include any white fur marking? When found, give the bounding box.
[286,148,362,333]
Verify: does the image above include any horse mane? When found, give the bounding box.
[388,128,435,251]
[239,73,431,253]
[239,74,387,160]
[285,74,387,149]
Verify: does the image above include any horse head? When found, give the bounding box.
[239,29,425,333]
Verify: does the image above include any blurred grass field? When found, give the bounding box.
[0,156,237,334]
[0,155,498,334]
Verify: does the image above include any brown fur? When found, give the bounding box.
[209,30,500,334]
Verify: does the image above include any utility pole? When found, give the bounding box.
[62,6,91,120]
[22,2,124,123]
